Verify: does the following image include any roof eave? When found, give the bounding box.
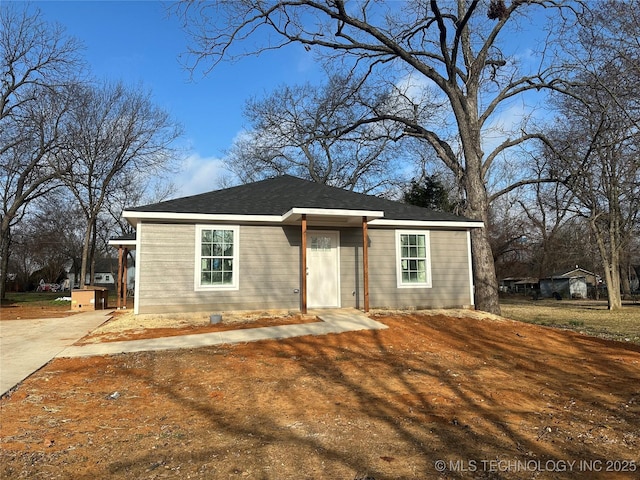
[122,210,284,225]
[122,209,484,229]
[369,219,484,228]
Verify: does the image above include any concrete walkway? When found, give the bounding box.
[1,309,387,396]
[58,308,388,358]
[0,310,113,396]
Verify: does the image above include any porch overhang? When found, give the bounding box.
[282,208,384,227]
[107,237,137,250]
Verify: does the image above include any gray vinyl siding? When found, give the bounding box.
[367,228,472,309]
[337,228,365,309]
[137,223,301,314]
[136,222,472,314]
[336,227,472,310]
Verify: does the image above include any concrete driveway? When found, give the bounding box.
[1,308,388,397]
[0,310,112,396]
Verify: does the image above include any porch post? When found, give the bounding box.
[116,246,124,309]
[362,216,370,312]
[301,214,308,314]
[122,247,128,309]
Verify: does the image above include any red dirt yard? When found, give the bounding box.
[1,308,639,479]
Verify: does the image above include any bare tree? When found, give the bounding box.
[175,0,581,314]
[0,4,82,299]
[58,81,182,287]
[546,85,639,309]
[542,1,640,310]
[104,173,177,240]
[226,74,404,193]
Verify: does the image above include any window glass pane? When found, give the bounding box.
[213,230,224,243]
[311,235,332,251]
[399,233,428,285]
[199,228,236,288]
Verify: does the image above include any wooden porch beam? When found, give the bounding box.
[116,246,124,309]
[362,216,370,312]
[301,214,307,314]
[123,247,128,309]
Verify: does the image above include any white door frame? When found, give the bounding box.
[306,230,341,308]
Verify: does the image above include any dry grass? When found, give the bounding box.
[501,297,640,344]
[89,309,305,335]
[92,307,503,337]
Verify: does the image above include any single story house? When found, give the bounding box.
[110,175,483,315]
[500,277,539,293]
[539,266,598,299]
[553,267,598,287]
[539,275,588,299]
[66,258,119,289]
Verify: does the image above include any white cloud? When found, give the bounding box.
[176,153,228,197]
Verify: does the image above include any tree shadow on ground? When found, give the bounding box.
[1,313,639,479]
[100,313,640,479]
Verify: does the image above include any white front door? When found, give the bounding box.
[306,230,340,308]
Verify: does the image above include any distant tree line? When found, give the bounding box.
[0,5,182,299]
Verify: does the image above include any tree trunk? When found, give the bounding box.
[455,89,501,315]
[470,228,501,314]
[464,155,501,315]
[591,218,622,310]
[0,225,11,301]
[79,221,93,288]
[89,219,97,286]
[620,262,631,297]
[606,262,622,310]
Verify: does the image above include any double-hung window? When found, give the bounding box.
[396,230,432,288]
[195,225,239,290]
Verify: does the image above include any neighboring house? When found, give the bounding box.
[551,267,598,288]
[540,276,587,299]
[111,175,483,315]
[500,277,539,294]
[67,258,130,289]
[539,266,598,299]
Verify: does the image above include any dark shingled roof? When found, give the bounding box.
[128,175,475,223]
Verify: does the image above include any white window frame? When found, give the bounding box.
[194,225,240,291]
[395,230,432,288]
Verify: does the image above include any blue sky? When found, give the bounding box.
[28,0,323,196]
[24,1,554,199]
